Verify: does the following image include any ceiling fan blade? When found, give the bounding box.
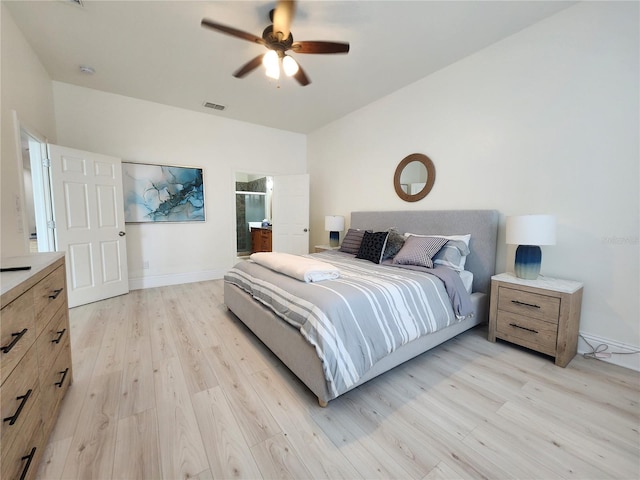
[273,0,296,41]
[233,55,265,78]
[201,18,265,45]
[291,41,350,54]
[293,64,311,86]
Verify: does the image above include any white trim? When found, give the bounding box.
[578,332,640,372]
[128,269,226,291]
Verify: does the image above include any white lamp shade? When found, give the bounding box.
[506,215,556,246]
[282,55,299,76]
[324,215,345,232]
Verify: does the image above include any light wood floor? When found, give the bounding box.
[36,280,639,479]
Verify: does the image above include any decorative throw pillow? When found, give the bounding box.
[356,231,390,264]
[433,239,471,271]
[393,235,449,268]
[339,228,370,254]
[405,233,471,270]
[382,228,406,261]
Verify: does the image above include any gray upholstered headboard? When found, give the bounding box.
[350,210,499,295]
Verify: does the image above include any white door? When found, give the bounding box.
[272,174,310,254]
[49,145,129,307]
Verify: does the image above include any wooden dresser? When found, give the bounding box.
[1,253,73,480]
[251,227,272,253]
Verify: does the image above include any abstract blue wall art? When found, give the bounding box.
[122,162,205,223]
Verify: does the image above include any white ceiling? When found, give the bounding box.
[5,0,575,134]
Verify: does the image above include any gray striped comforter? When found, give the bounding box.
[224,251,465,400]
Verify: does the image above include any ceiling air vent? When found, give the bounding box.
[203,102,226,111]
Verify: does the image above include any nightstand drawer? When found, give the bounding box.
[498,286,560,323]
[496,311,558,357]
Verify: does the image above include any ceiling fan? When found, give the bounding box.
[201,0,349,86]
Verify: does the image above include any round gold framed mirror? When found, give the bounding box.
[393,153,436,202]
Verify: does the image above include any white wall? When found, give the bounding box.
[53,82,306,288]
[1,3,57,256]
[308,2,639,365]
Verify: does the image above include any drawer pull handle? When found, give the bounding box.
[52,328,67,344]
[19,446,37,480]
[49,288,64,300]
[511,299,540,309]
[3,389,32,426]
[1,328,28,354]
[509,323,539,334]
[55,368,70,388]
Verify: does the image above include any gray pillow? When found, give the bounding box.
[339,228,370,254]
[382,229,405,260]
[433,239,471,271]
[393,235,448,268]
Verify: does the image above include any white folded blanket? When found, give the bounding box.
[250,252,340,283]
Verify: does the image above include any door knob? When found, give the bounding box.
[119,231,126,237]
[303,228,308,232]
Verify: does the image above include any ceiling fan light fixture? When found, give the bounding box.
[262,50,279,70]
[282,55,299,77]
[265,65,280,80]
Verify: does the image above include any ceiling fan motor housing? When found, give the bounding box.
[262,25,293,52]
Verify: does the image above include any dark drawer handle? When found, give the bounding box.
[52,328,67,344]
[511,299,540,309]
[509,323,539,334]
[1,328,28,354]
[49,288,64,300]
[19,446,37,480]
[55,368,70,388]
[3,389,32,426]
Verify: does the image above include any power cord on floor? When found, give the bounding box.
[580,334,640,360]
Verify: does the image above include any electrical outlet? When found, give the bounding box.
[143,261,149,270]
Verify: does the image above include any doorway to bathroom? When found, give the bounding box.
[235,173,273,257]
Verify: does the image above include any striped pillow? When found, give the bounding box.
[339,228,370,254]
[392,235,449,268]
[433,239,470,271]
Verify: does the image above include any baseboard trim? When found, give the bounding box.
[129,269,226,291]
[578,332,640,372]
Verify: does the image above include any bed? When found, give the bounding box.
[224,209,499,406]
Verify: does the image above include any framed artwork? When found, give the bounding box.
[122,162,205,223]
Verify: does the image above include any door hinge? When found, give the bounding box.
[47,220,56,229]
[42,158,51,168]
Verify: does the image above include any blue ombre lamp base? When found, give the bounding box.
[329,231,340,248]
[514,245,542,280]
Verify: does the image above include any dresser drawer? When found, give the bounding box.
[36,307,70,374]
[498,286,560,323]
[40,339,72,437]
[0,292,36,385]
[1,345,40,445]
[33,266,67,336]
[496,310,558,357]
[1,409,44,480]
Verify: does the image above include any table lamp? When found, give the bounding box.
[506,214,556,280]
[324,215,345,248]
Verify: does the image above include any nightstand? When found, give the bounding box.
[314,245,340,253]
[488,272,583,367]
